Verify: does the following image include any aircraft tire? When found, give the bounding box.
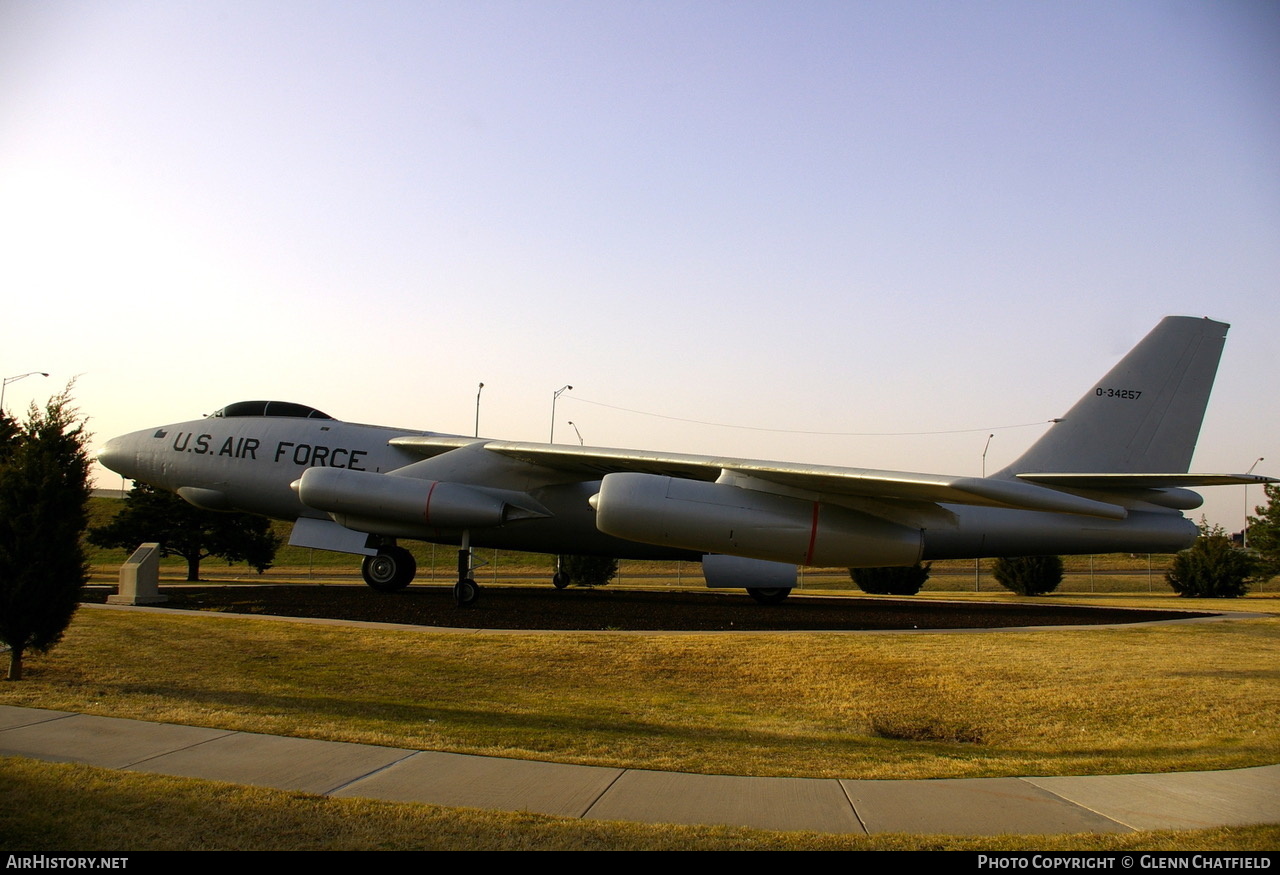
[454,578,480,607]
[747,587,792,605]
[362,547,416,592]
[552,571,570,589]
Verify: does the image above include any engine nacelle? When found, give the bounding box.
[593,472,922,567]
[294,467,509,532]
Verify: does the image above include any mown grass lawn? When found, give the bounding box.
[4,605,1277,780]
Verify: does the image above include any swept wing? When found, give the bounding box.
[388,437,1133,519]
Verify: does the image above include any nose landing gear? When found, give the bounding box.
[454,529,480,607]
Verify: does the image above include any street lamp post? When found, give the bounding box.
[474,382,484,437]
[568,421,584,446]
[977,433,993,591]
[1,371,49,415]
[550,385,572,443]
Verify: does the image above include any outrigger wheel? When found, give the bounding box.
[454,578,479,607]
[747,587,792,605]
[361,546,416,592]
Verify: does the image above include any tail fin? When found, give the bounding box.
[999,316,1228,476]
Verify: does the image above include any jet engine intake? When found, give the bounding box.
[592,472,922,567]
[294,467,509,531]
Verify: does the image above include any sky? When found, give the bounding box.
[1,0,1276,531]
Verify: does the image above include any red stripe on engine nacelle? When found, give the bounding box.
[805,501,820,565]
[423,480,439,524]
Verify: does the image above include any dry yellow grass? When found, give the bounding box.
[3,606,1277,780]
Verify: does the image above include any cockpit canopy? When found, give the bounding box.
[210,400,334,420]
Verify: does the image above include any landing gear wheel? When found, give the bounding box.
[454,578,479,607]
[748,587,792,605]
[362,547,416,592]
[552,571,570,589]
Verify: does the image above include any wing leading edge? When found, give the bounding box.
[388,437,1143,519]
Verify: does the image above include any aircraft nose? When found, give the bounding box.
[97,435,133,478]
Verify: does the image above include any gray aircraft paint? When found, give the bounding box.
[99,316,1274,597]
[995,317,1228,476]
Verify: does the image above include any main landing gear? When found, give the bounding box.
[359,537,479,607]
[361,546,416,592]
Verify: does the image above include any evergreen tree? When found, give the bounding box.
[0,411,18,459]
[90,483,281,581]
[0,392,92,680]
[992,555,1064,596]
[1166,523,1255,598]
[849,562,931,595]
[1246,483,1280,579]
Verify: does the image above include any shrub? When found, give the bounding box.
[849,562,931,595]
[557,554,618,587]
[1166,524,1255,598]
[992,555,1063,596]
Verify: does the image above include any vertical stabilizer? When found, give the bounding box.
[998,316,1228,476]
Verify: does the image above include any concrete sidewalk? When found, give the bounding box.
[3,704,1276,836]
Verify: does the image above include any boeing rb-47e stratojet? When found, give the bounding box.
[100,316,1273,606]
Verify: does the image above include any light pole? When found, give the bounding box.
[568,421,584,446]
[550,385,572,443]
[474,382,484,437]
[976,433,993,590]
[1,371,49,415]
[1244,457,1264,549]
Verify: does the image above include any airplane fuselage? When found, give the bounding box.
[99,414,702,561]
[102,411,1199,565]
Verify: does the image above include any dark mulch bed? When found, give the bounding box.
[83,584,1216,632]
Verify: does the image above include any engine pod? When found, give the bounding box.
[294,466,509,531]
[593,472,922,568]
